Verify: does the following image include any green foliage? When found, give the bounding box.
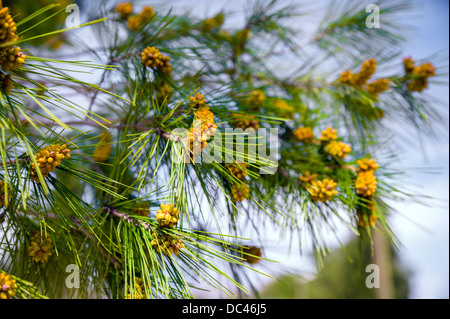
[0,0,447,299]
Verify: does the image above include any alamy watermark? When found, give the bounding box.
[366,4,380,29]
[65,264,80,289]
[65,4,80,28]
[365,264,380,289]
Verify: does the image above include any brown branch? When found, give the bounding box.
[105,206,154,232]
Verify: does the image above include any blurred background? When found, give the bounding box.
[5,0,448,299]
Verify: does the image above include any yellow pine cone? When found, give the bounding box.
[0,71,13,94]
[407,62,436,92]
[366,78,390,96]
[131,201,150,217]
[141,46,163,68]
[338,70,354,84]
[242,246,262,264]
[116,2,133,19]
[150,232,185,257]
[200,13,225,32]
[0,272,18,299]
[356,158,379,173]
[126,6,154,31]
[126,276,146,299]
[196,106,218,140]
[184,127,209,159]
[355,171,377,198]
[231,113,260,131]
[225,162,247,180]
[28,232,53,263]
[92,131,112,162]
[299,171,318,184]
[351,58,376,87]
[245,90,265,109]
[140,6,155,22]
[293,126,315,143]
[156,203,180,228]
[0,180,12,207]
[127,15,141,31]
[357,211,377,227]
[274,99,295,119]
[189,92,207,109]
[319,127,338,143]
[0,6,18,47]
[351,58,377,87]
[403,56,415,74]
[156,82,173,104]
[30,144,71,182]
[140,47,172,76]
[0,46,27,72]
[159,55,172,77]
[231,183,250,202]
[307,179,338,202]
[357,201,377,227]
[325,141,351,160]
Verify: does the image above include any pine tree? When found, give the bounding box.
[0,0,447,299]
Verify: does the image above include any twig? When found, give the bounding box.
[105,206,153,232]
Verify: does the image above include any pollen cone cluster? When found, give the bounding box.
[356,158,379,173]
[357,202,377,228]
[293,126,315,143]
[225,162,247,180]
[151,231,185,257]
[28,232,53,263]
[231,113,259,131]
[0,71,12,94]
[126,276,146,299]
[184,103,217,159]
[156,82,173,104]
[274,99,295,119]
[319,127,338,143]
[156,204,180,228]
[325,140,351,160]
[366,78,390,97]
[0,272,18,299]
[338,59,389,97]
[141,46,172,76]
[126,6,154,31]
[189,92,207,109]
[299,171,317,184]
[0,46,27,71]
[351,58,377,87]
[200,13,225,32]
[0,5,17,47]
[30,144,71,182]
[403,57,436,92]
[245,90,265,110]
[231,183,250,202]
[307,179,338,203]
[92,131,112,162]
[355,158,379,227]
[0,4,26,72]
[116,2,133,19]
[355,170,377,198]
